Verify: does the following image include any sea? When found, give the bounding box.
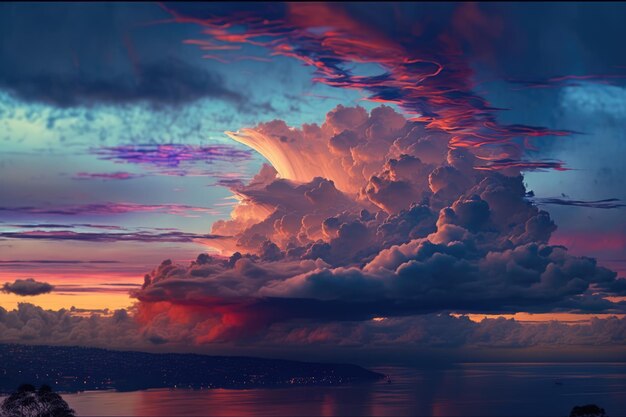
[17,363,626,416]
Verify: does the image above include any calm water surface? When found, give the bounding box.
[52,363,626,416]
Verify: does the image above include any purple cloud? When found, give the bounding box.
[72,172,145,180]
[92,144,253,168]
[474,159,569,172]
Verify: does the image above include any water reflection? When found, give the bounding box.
[61,363,626,416]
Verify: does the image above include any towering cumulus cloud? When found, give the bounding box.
[133,104,626,343]
[128,3,626,346]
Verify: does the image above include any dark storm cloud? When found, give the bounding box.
[0,3,247,108]
[2,278,54,296]
[0,57,244,108]
[471,3,626,80]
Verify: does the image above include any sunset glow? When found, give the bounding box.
[1,3,626,416]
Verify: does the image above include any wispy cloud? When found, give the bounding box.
[0,260,121,265]
[2,223,124,230]
[508,74,626,90]
[0,202,219,217]
[92,144,252,168]
[72,172,146,181]
[164,2,572,168]
[474,159,569,172]
[0,230,223,243]
[530,197,626,209]
[2,278,54,296]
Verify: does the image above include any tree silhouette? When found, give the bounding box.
[1,384,75,417]
[569,404,606,417]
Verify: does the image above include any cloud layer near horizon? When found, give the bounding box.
[1,303,625,355]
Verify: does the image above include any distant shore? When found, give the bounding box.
[0,343,384,393]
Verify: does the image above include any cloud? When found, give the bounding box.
[89,143,254,177]
[165,2,571,169]
[2,279,54,296]
[0,56,245,109]
[263,314,626,349]
[530,197,626,209]
[0,260,120,265]
[0,230,222,244]
[2,223,124,230]
[0,303,624,356]
[54,284,140,294]
[507,74,626,90]
[0,202,219,217]
[92,144,253,168]
[558,84,626,127]
[474,159,569,172]
[0,303,141,348]
[4,3,624,354]
[72,172,145,181]
[129,104,626,343]
[0,3,283,119]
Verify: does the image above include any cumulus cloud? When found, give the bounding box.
[2,279,54,296]
[0,304,141,348]
[130,104,626,343]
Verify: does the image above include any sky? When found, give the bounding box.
[0,2,625,364]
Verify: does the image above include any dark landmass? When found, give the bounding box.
[0,344,384,393]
